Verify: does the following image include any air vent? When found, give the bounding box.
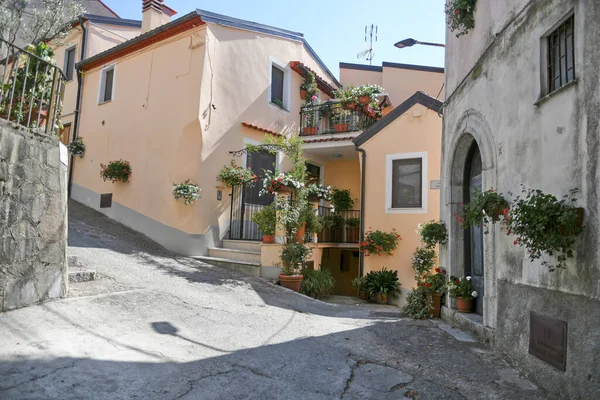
[100,193,113,208]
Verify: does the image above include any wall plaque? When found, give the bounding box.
[430,180,441,190]
[529,312,567,371]
[100,193,113,208]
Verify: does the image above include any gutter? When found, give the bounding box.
[68,16,88,197]
[355,146,367,277]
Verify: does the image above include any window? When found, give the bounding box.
[386,152,428,213]
[98,66,115,104]
[547,15,575,94]
[271,65,284,104]
[64,47,76,81]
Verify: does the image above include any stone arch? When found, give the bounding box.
[443,109,499,328]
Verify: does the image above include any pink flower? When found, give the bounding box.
[311,95,317,101]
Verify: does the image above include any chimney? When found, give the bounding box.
[141,0,177,34]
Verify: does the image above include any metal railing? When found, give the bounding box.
[317,206,360,243]
[300,101,377,136]
[229,180,274,241]
[0,38,66,133]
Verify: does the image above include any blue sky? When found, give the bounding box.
[102,0,446,78]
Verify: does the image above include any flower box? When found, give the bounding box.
[303,126,318,136]
[333,123,349,133]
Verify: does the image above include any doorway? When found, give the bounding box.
[464,145,484,315]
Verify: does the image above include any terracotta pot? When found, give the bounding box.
[362,104,373,112]
[300,89,308,100]
[279,274,303,292]
[343,102,356,110]
[359,290,368,301]
[263,235,275,244]
[303,126,318,136]
[559,207,584,236]
[295,224,306,243]
[490,203,509,221]
[429,293,442,318]
[333,123,349,133]
[456,297,475,313]
[346,227,359,243]
[374,293,388,304]
[359,95,370,105]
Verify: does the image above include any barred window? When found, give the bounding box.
[547,15,575,94]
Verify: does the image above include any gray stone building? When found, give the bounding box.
[440,0,599,397]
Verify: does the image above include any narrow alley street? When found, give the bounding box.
[0,201,547,399]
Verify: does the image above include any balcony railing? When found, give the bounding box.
[0,38,66,133]
[317,206,360,244]
[300,101,377,136]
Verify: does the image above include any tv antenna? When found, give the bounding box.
[357,24,377,65]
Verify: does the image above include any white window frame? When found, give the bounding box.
[63,45,77,82]
[385,151,428,214]
[268,57,290,112]
[98,64,116,105]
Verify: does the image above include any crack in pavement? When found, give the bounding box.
[171,369,235,400]
[0,360,77,392]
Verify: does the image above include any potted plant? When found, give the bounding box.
[506,186,583,271]
[300,267,335,298]
[445,0,478,37]
[331,188,355,211]
[172,179,201,205]
[345,217,360,243]
[217,161,257,187]
[459,188,509,233]
[419,268,447,318]
[318,214,335,242]
[353,84,385,105]
[251,204,276,243]
[300,72,317,100]
[360,229,401,256]
[366,268,401,304]
[301,204,323,243]
[306,183,332,202]
[302,95,321,135]
[351,276,369,300]
[279,242,312,292]
[67,137,86,158]
[100,160,132,183]
[448,276,478,312]
[330,108,350,133]
[417,220,448,249]
[260,170,304,196]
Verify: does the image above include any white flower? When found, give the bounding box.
[471,291,478,298]
[466,276,472,281]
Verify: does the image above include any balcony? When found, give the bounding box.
[300,101,377,136]
[316,207,360,244]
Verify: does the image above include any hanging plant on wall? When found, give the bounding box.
[359,229,401,256]
[172,180,201,205]
[417,220,448,248]
[67,137,86,157]
[458,189,509,233]
[506,186,583,271]
[100,160,132,183]
[445,0,477,37]
[217,161,257,187]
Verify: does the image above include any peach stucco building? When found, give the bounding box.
[62,0,444,303]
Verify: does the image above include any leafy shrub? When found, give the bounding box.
[418,220,447,248]
[411,247,437,278]
[280,242,312,275]
[251,204,276,236]
[100,160,131,183]
[360,229,401,256]
[401,287,431,320]
[365,267,401,297]
[67,137,85,157]
[331,188,355,211]
[445,0,478,37]
[458,189,508,233]
[300,268,335,298]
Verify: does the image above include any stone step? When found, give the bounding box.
[192,256,261,277]
[222,239,262,252]
[68,269,97,283]
[208,247,261,263]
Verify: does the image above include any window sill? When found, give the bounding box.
[385,207,428,215]
[97,100,112,106]
[269,102,289,113]
[534,79,577,107]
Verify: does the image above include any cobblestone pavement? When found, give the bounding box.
[0,201,549,399]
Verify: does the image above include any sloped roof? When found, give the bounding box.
[353,91,443,147]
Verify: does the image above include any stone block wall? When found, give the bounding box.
[0,119,68,311]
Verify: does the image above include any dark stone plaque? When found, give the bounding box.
[100,193,112,208]
[529,312,567,371]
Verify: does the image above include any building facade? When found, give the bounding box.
[440,0,600,396]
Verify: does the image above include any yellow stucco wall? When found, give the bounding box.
[361,104,442,299]
[323,159,361,208]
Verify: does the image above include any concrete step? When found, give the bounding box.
[192,256,261,277]
[208,247,261,263]
[222,239,262,252]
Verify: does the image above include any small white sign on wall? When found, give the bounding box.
[59,142,69,167]
[430,180,441,190]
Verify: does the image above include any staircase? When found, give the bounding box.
[193,240,262,277]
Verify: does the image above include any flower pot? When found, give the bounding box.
[333,123,349,133]
[559,207,584,236]
[429,293,442,318]
[346,226,359,243]
[303,126,318,136]
[359,290,368,301]
[456,297,474,313]
[374,293,388,304]
[362,104,373,113]
[359,95,370,105]
[343,102,356,110]
[490,203,509,221]
[300,89,308,100]
[279,274,303,292]
[295,224,306,243]
[263,235,275,244]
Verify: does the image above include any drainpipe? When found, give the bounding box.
[355,145,367,277]
[68,16,88,197]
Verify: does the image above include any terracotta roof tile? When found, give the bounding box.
[241,122,282,137]
[290,61,338,97]
[302,135,357,144]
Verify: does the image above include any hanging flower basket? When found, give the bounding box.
[100,160,132,183]
[445,0,478,37]
[172,180,201,205]
[217,161,257,187]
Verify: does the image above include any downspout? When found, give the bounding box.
[68,16,88,197]
[355,145,366,277]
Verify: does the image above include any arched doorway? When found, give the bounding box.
[464,144,484,315]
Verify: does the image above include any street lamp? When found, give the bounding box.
[394,38,445,49]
